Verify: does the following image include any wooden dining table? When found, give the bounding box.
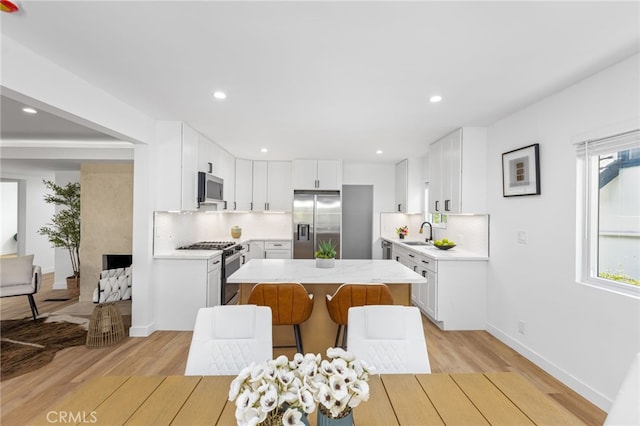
[34,372,583,425]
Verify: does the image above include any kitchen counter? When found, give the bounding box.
[230,259,424,354]
[227,259,426,284]
[382,237,488,260]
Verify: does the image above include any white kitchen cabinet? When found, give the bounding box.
[395,158,424,213]
[197,134,219,176]
[155,254,222,330]
[429,127,487,214]
[264,240,292,259]
[218,148,235,210]
[267,161,293,211]
[181,124,199,210]
[234,160,293,212]
[293,159,342,190]
[391,240,486,330]
[252,161,268,211]
[235,158,254,210]
[246,240,265,260]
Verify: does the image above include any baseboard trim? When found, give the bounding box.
[129,322,156,337]
[486,322,611,411]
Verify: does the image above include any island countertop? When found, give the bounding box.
[227,259,427,284]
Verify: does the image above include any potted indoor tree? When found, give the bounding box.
[38,180,81,294]
[315,240,337,269]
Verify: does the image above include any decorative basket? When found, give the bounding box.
[86,302,126,348]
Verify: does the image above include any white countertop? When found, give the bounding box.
[153,250,222,260]
[227,259,427,284]
[382,237,489,261]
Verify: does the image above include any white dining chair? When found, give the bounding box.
[346,305,431,374]
[185,305,272,375]
[604,352,640,426]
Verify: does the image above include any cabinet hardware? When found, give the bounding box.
[413,266,418,272]
[212,260,221,265]
[409,254,415,258]
[274,243,282,247]
[250,202,253,211]
[435,200,440,211]
[421,259,429,264]
[208,162,213,173]
[265,203,268,210]
[445,199,450,211]
[234,201,237,210]
[422,270,427,277]
[397,204,402,212]
[223,200,227,210]
[395,256,400,262]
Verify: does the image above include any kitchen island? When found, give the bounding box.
[227,259,426,355]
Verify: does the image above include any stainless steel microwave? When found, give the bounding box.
[197,172,224,204]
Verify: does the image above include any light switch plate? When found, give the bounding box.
[517,231,527,244]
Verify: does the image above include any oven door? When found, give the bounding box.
[222,252,241,304]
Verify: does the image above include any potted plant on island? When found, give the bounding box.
[315,240,336,269]
[38,180,81,295]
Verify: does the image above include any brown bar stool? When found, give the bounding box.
[325,283,393,349]
[247,283,314,353]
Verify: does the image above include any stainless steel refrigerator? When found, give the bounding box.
[293,191,341,259]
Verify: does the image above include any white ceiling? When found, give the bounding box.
[1,1,639,163]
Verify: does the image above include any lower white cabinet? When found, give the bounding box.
[246,240,292,260]
[265,240,292,259]
[155,254,222,330]
[392,241,486,330]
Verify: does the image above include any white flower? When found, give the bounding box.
[236,407,262,426]
[316,384,334,410]
[328,374,348,401]
[274,354,289,367]
[282,407,305,426]
[259,385,278,412]
[298,389,316,414]
[326,347,354,361]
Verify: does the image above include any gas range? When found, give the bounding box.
[177,241,238,251]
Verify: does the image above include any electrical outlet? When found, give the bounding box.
[517,231,527,244]
[518,320,525,334]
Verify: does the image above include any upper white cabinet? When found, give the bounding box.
[235,159,293,211]
[293,159,342,190]
[197,134,219,175]
[428,127,487,214]
[181,124,199,210]
[395,158,424,213]
[218,148,235,209]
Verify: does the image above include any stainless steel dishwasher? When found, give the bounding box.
[381,240,392,260]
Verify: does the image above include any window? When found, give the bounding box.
[577,129,640,296]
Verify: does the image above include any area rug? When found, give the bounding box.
[0,317,87,381]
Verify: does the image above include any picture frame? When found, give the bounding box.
[502,143,540,197]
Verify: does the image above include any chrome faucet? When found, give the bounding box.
[419,221,433,242]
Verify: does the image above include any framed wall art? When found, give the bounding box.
[502,143,540,197]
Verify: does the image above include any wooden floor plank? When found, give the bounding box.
[485,372,587,426]
[381,374,444,425]
[416,374,489,425]
[451,373,534,426]
[172,376,234,426]
[125,375,201,426]
[29,376,129,426]
[92,376,165,425]
[353,375,399,425]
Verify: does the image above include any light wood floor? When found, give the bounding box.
[0,273,606,426]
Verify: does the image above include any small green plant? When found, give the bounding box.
[315,240,337,259]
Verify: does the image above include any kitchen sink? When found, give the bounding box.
[402,241,431,246]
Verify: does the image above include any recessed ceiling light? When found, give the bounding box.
[429,95,442,103]
[22,107,37,114]
[376,150,383,154]
[260,148,268,153]
[213,91,227,100]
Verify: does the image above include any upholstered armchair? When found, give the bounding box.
[0,255,42,320]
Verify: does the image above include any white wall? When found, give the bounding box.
[485,54,640,410]
[343,162,395,259]
[0,181,18,255]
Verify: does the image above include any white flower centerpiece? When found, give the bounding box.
[228,349,373,426]
[307,347,374,423]
[228,354,317,426]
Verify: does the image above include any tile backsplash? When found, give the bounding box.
[154,211,292,253]
[380,212,489,256]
